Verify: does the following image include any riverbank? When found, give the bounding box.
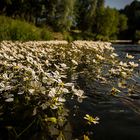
[111,40,140,45]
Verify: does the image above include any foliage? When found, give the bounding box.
[44,0,76,31]
[118,14,128,32]
[0,0,130,40]
[62,31,74,42]
[117,13,128,39]
[40,28,53,40]
[76,0,97,31]
[0,0,43,23]
[0,16,53,41]
[0,40,138,139]
[134,30,140,42]
[122,0,140,40]
[94,7,119,40]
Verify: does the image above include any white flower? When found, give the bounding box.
[119,61,128,67]
[120,71,127,78]
[72,60,78,65]
[110,53,118,58]
[109,68,117,74]
[0,85,12,92]
[126,53,134,59]
[18,91,24,95]
[5,98,14,102]
[84,114,99,125]
[92,59,97,63]
[64,83,73,87]
[42,77,48,83]
[57,97,66,102]
[72,86,86,102]
[60,63,68,69]
[45,60,50,66]
[96,54,105,60]
[72,88,84,97]
[3,73,9,80]
[0,82,5,88]
[9,73,14,78]
[28,89,35,94]
[62,88,69,93]
[48,88,56,97]
[129,62,138,67]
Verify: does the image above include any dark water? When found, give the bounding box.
[67,44,140,140]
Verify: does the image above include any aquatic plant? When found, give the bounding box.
[0,40,138,139]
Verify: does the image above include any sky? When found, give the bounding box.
[105,0,135,9]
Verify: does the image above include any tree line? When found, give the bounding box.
[0,0,140,41]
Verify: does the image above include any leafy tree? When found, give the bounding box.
[77,0,98,31]
[0,0,12,14]
[44,0,76,31]
[122,0,140,40]
[95,7,119,40]
[96,0,104,9]
[84,0,97,31]
[56,0,76,31]
[118,14,128,32]
[117,14,128,39]
[0,0,43,24]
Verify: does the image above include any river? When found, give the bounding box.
[66,44,140,140]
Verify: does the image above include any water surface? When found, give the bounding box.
[67,44,140,140]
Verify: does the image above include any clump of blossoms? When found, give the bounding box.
[0,41,87,139]
[0,40,138,140]
[70,41,138,94]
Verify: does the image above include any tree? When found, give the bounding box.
[118,14,128,32]
[0,0,12,14]
[44,0,76,31]
[122,0,140,40]
[96,0,104,9]
[117,14,128,39]
[77,0,98,31]
[0,0,43,24]
[56,0,76,31]
[94,7,119,40]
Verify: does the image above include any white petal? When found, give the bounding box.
[5,98,14,102]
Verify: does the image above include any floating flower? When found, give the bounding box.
[5,98,14,102]
[111,87,121,96]
[84,114,99,125]
[129,62,138,67]
[119,61,128,67]
[48,88,56,97]
[72,59,78,65]
[126,53,134,59]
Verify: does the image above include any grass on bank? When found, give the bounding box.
[0,15,101,41]
[0,16,53,41]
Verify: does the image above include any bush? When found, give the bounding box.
[70,31,95,40]
[0,16,12,40]
[95,34,109,41]
[40,28,53,40]
[10,20,41,40]
[0,16,53,41]
[63,31,73,42]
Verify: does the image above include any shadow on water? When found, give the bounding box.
[66,44,140,140]
[66,87,140,140]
